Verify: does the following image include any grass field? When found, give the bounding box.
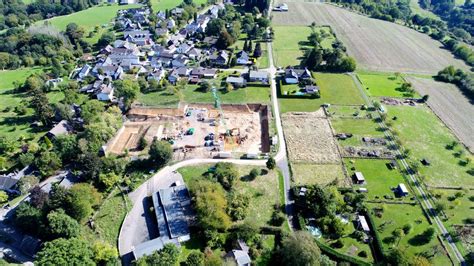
[272,2,468,74]
[345,159,407,200]
[357,72,418,98]
[151,0,208,11]
[387,106,473,187]
[0,68,46,142]
[137,85,271,107]
[409,0,439,19]
[279,73,364,113]
[331,118,385,147]
[34,4,140,44]
[82,188,131,249]
[367,203,452,265]
[291,163,346,186]
[430,189,474,226]
[326,105,371,118]
[406,76,474,152]
[273,26,335,67]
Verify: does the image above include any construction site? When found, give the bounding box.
[104,101,271,160]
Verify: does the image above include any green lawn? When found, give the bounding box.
[387,106,473,187]
[151,0,208,11]
[326,105,372,118]
[430,189,474,226]
[0,67,47,142]
[345,159,407,200]
[137,85,271,107]
[273,25,309,66]
[323,221,374,263]
[279,73,365,113]
[82,188,131,250]
[367,203,452,265]
[34,4,140,44]
[358,72,418,98]
[291,163,346,186]
[331,118,385,146]
[273,26,335,67]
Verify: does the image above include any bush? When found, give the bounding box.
[332,239,344,248]
[249,168,260,180]
[358,250,368,257]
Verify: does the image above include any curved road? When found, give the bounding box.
[118,49,294,261]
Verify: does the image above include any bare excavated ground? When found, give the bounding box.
[282,109,341,163]
[406,77,474,152]
[272,2,468,74]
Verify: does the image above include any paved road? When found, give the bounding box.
[350,73,466,265]
[0,171,68,264]
[119,0,296,261]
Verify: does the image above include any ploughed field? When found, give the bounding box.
[406,77,474,153]
[272,2,468,74]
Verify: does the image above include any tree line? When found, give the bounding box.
[0,0,97,31]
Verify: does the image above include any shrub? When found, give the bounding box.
[358,250,368,257]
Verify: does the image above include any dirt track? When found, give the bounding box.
[272,2,468,74]
[406,77,474,152]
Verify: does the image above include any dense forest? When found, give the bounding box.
[420,0,473,42]
[0,0,98,30]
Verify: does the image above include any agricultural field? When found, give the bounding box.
[273,26,335,67]
[137,84,271,107]
[291,163,347,187]
[272,2,468,74]
[367,203,452,265]
[150,0,208,11]
[282,110,341,164]
[34,4,140,44]
[406,77,474,152]
[344,159,407,200]
[387,105,473,187]
[357,72,418,98]
[279,73,364,113]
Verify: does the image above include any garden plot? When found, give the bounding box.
[272,2,468,74]
[367,203,452,265]
[406,77,474,152]
[282,109,341,164]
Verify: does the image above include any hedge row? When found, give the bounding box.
[315,238,371,266]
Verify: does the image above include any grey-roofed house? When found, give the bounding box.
[284,67,311,84]
[77,64,91,79]
[236,51,249,65]
[226,76,246,88]
[132,185,192,260]
[249,70,269,83]
[210,51,229,67]
[155,28,168,37]
[225,250,251,266]
[186,48,202,61]
[47,120,72,139]
[0,165,31,191]
[96,83,114,101]
[124,30,154,46]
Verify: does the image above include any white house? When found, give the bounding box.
[97,84,114,101]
